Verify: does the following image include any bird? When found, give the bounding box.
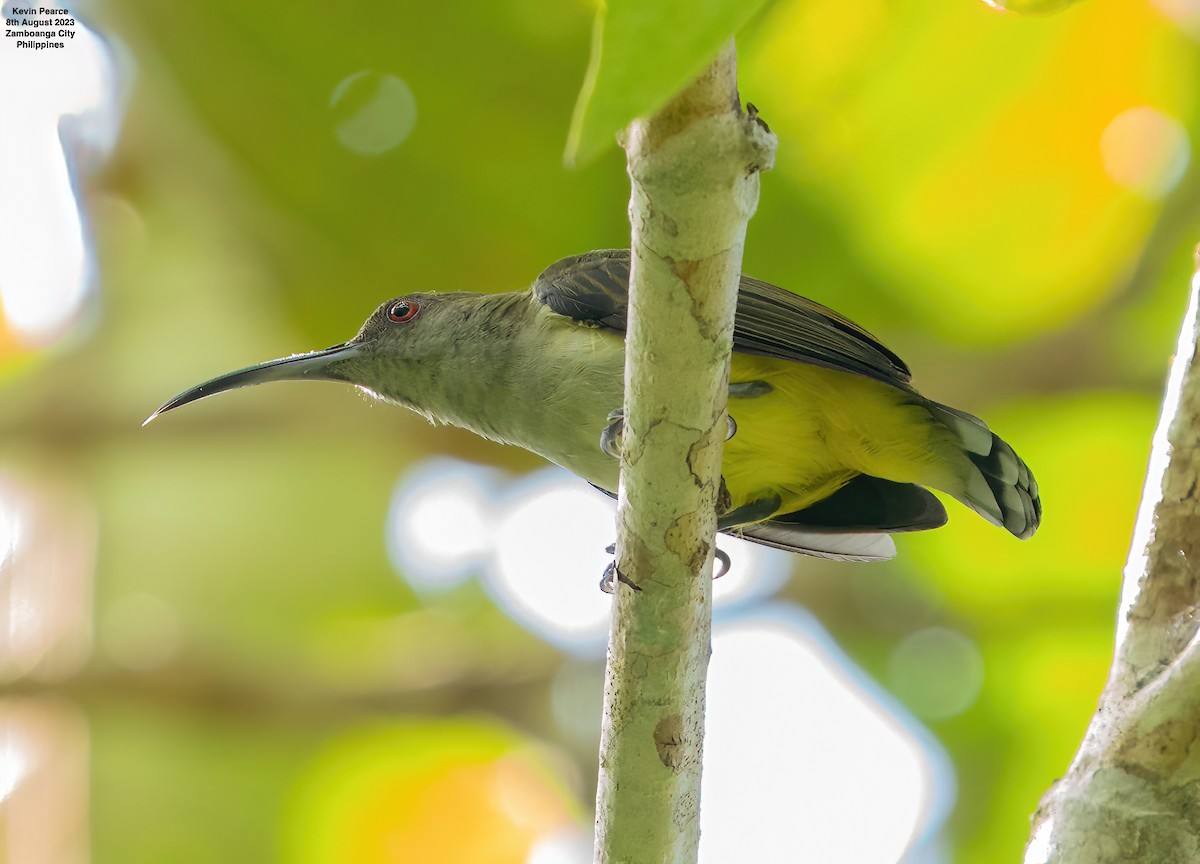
[146,249,1040,563]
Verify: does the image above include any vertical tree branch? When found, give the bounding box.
[593,42,776,864]
[1026,251,1200,863]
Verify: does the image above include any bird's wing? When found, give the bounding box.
[725,476,945,560]
[730,524,898,562]
[588,480,921,562]
[533,249,912,387]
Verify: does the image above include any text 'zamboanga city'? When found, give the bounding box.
[5,7,77,49]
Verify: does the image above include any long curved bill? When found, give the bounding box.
[143,342,362,426]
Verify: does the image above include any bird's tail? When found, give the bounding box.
[926,401,1041,539]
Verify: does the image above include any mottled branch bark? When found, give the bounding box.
[593,42,776,864]
[1026,252,1200,862]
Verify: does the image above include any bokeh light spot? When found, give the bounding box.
[887,627,985,720]
[0,701,88,861]
[525,828,592,864]
[1152,0,1200,35]
[0,493,23,572]
[711,534,789,607]
[0,729,29,804]
[330,70,417,156]
[386,459,497,593]
[0,473,96,682]
[0,16,117,348]
[1100,106,1191,199]
[488,478,614,654]
[387,461,787,653]
[702,608,952,862]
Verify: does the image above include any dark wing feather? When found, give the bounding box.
[772,474,947,533]
[533,249,911,388]
[533,250,630,331]
[590,483,900,561]
[727,477,944,560]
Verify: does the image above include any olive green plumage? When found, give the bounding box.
[148,250,1040,561]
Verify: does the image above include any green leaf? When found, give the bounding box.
[566,0,772,166]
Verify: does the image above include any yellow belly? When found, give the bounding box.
[721,354,960,521]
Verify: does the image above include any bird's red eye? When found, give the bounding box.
[387,299,420,323]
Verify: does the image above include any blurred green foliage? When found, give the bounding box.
[984,0,1087,14]
[2,0,1199,861]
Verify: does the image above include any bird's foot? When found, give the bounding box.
[599,543,730,593]
[601,410,732,459]
[600,410,625,458]
[714,547,731,579]
[716,476,733,518]
[600,543,641,593]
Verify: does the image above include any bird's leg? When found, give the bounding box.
[716,475,733,517]
[712,476,733,581]
[603,409,733,458]
[600,409,625,459]
[597,415,736,590]
[600,543,728,591]
[599,543,641,593]
[728,380,773,399]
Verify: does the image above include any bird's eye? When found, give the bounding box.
[387,299,420,323]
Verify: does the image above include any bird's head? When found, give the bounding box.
[144,294,450,424]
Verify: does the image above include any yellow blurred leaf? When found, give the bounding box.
[745,0,1196,342]
[283,720,580,864]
